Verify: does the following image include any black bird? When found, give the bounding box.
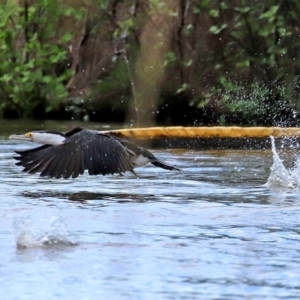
[9,127,181,179]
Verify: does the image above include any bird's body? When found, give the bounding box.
[9,127,181,179]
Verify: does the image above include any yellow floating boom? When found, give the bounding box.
[105,126,300,139]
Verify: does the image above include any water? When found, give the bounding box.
[1,120,300,299]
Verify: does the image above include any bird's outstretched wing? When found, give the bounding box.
[14,130,135,179]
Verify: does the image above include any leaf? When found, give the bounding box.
[236,60,250,68]
[13,85,20,94]
[0,74,13,82]
[42,75,52,84]
[220,2,228,10]
[183,59,193,67]
[55,84,67,96]
[208,9,219,18]
[193,6,200,14]
[209,24,227,34]
[234,7,250,14]
[197,99,210,108]
[176,83,188,94]
[259,5,279,20]
[60,32,73,43]
[164,51,177,66]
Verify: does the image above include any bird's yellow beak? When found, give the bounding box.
[9,132,33,142]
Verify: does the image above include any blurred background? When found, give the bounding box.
[1,0,300,127]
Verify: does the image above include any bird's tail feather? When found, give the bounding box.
[151,160,182,172]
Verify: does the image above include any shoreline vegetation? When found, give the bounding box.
[1,0,300,127]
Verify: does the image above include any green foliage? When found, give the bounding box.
[205,77,268,125]
[210,1,294,71]
[0,0,79,117]
[196,0,300,124]
[203,76,297,125]
[1,0,300,125]
[88,58,132,111]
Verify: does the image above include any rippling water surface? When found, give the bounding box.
[1,120,300,300]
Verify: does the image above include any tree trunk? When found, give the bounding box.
[130,0,179,127]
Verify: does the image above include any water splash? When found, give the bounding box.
[12,214,76,248]
[290,157,300,188]
[266,136,294,188]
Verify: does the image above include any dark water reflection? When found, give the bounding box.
[1,120,300,299]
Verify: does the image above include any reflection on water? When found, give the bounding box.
[0,120,300,299]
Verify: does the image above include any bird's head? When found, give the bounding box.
[9,131,66,145]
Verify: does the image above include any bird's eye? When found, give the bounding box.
[25,133,32,138]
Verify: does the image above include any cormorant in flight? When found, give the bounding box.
[9,127,181,179]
